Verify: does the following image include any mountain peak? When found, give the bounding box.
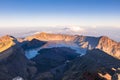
[0,35,16,52]
[100,36,108,39]
[97,36,120,59]
[40,32,48,35]
[99,35,117,44]
[0,35,15,41]
[99,36,112,41]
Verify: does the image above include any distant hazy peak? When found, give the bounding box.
[26,32,76,41]
[35,32,75,37]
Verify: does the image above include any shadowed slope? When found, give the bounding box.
[63,49,120,80]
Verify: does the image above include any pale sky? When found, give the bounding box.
[0,0,119,41]
[0,0,120,27]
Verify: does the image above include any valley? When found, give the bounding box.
[0,32,119,80]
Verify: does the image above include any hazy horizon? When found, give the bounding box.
[0,26,119,42]
[0,0,119,42]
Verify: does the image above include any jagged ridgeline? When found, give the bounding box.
[0,35,16,52]
[0,32,119,80]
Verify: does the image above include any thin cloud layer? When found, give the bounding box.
[61,26,86,34]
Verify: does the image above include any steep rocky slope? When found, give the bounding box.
[96,36,120,59]
[63,49,120,80]
[0,45,29,80]
[0,35,16,52]
[0,33,119,80]
[0,44,80,80]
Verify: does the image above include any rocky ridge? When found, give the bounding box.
[25,32,120,59]
[0,35,16,52]
[0,32,119,80]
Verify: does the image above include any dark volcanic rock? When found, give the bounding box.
[63,49,120,80]
[21,39,46,50]
[31,47,79,80]
[0,46,30,80]
[32,47,79,72]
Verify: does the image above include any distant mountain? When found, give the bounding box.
[0,32,119,80]
[0,32,119,59]
[26,32,76,41]
[25,32,120,59]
